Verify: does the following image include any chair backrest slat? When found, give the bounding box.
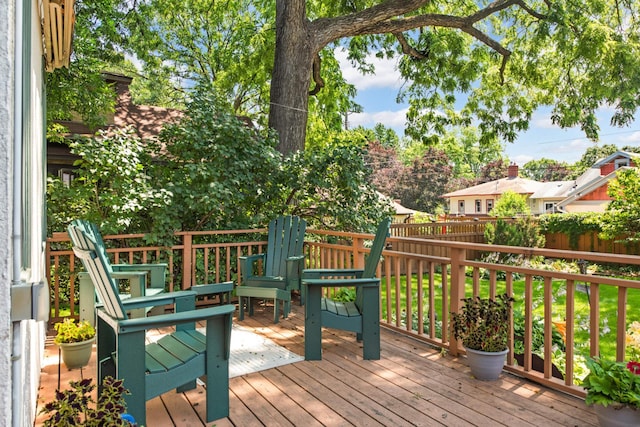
[362,218,392,278]
[68,220,128,320]
[264,215,306,277]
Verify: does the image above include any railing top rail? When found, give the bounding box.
[389,235,640,265]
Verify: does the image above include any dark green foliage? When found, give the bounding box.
[582,358,640,409]
[146,85,283,244]
[485,217,545,248]
[47,128,169,236]
[282,143,394,233]
[513,311,566,355]
[601,168,640,244]
[451,293,514,352]
[40,377,132,426]
[538,213,603,249]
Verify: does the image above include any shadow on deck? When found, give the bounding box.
[36,299,596,426]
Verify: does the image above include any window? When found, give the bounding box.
[544,202,556,213]
[615,158,630,169]
[458,200,465,215]
[475,199,482,213]
[486,199,494,213]
[58,168,75,187]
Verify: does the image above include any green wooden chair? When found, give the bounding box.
[68,220,234,426]
[302,218,391,360]
[75,220,168,320]
[237,215,306,323]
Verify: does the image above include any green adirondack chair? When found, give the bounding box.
[68,220,234,426]
[237,215,306,323]
[75,220,168,320]
[302,218,391,360]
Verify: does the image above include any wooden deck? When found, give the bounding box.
[36,299,597,426]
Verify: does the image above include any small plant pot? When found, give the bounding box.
[59,338,94,370]
[465,347,508,381]
[593,404,640,427]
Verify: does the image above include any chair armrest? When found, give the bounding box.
[239,254,266,283]
[190,282,234,297]
[302,269,364,280]
[302,278,380,288]
[113,263,168,289]
[111,271,148,281]
[239,254,266,265]
[113,304,235,333]
[119,290,198,310]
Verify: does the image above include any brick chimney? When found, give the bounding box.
[507,163,519,178]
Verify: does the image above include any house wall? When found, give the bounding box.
[0,2,15,425]
[448,195,545,216]
[447,196,497,216]
[1,1,48,425]
[563,200,609,213]
[579,185,612,201]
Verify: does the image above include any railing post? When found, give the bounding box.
[182,233,193,290]
[449,247,466,356]
[354,235,365,270]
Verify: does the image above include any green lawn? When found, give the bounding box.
[381,270,640,366]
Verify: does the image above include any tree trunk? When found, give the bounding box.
[269,0,314,155]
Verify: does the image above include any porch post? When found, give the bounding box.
[449,247,466,356]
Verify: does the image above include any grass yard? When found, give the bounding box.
[381,268,640,376]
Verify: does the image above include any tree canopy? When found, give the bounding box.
[52,1,640,155]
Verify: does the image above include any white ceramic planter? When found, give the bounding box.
[465,347,508,380]
[59,338,94,370]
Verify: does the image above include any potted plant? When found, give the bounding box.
[582,357,640,427]
[451,293,514,380]
[54,318,96,370]
[39,376,136,426]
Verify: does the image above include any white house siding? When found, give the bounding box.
[1,0,47,425]
[562,200,609,214]
[0,1,15,425]
[448,196,496,216]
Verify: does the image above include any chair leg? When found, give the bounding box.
[273,297,280,324]
[238,296,245,320]
[205,316,231,422]
[116,331,147,425]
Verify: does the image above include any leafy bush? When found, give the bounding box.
[538,212,603,249]
[451,293,514,352]
[484,217,545,253]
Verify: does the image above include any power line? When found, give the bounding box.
[533,128,640,145]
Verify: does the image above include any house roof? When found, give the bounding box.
[529,180,575,199]
[592,151,640,168]
[56,72,184,140]
[556,167,625,209]
[442,176,544,198]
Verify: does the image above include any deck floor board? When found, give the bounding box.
[36,299,597,426]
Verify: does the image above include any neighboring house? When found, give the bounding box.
[49,72,183,178]
[556,151,639,213]
[2,0,55,425]
[442,152,639,216]
[442,164,547,216]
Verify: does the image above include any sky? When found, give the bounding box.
[337,50,640,166]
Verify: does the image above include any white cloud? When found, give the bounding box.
[347,108,409,131]
[617,130,640,145]
[336,48,404,91]
[511,154,534,166]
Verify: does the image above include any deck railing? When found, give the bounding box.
[46,225,640,400]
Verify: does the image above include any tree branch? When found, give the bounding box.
[309,53,325,96]
[393,32,427,60]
